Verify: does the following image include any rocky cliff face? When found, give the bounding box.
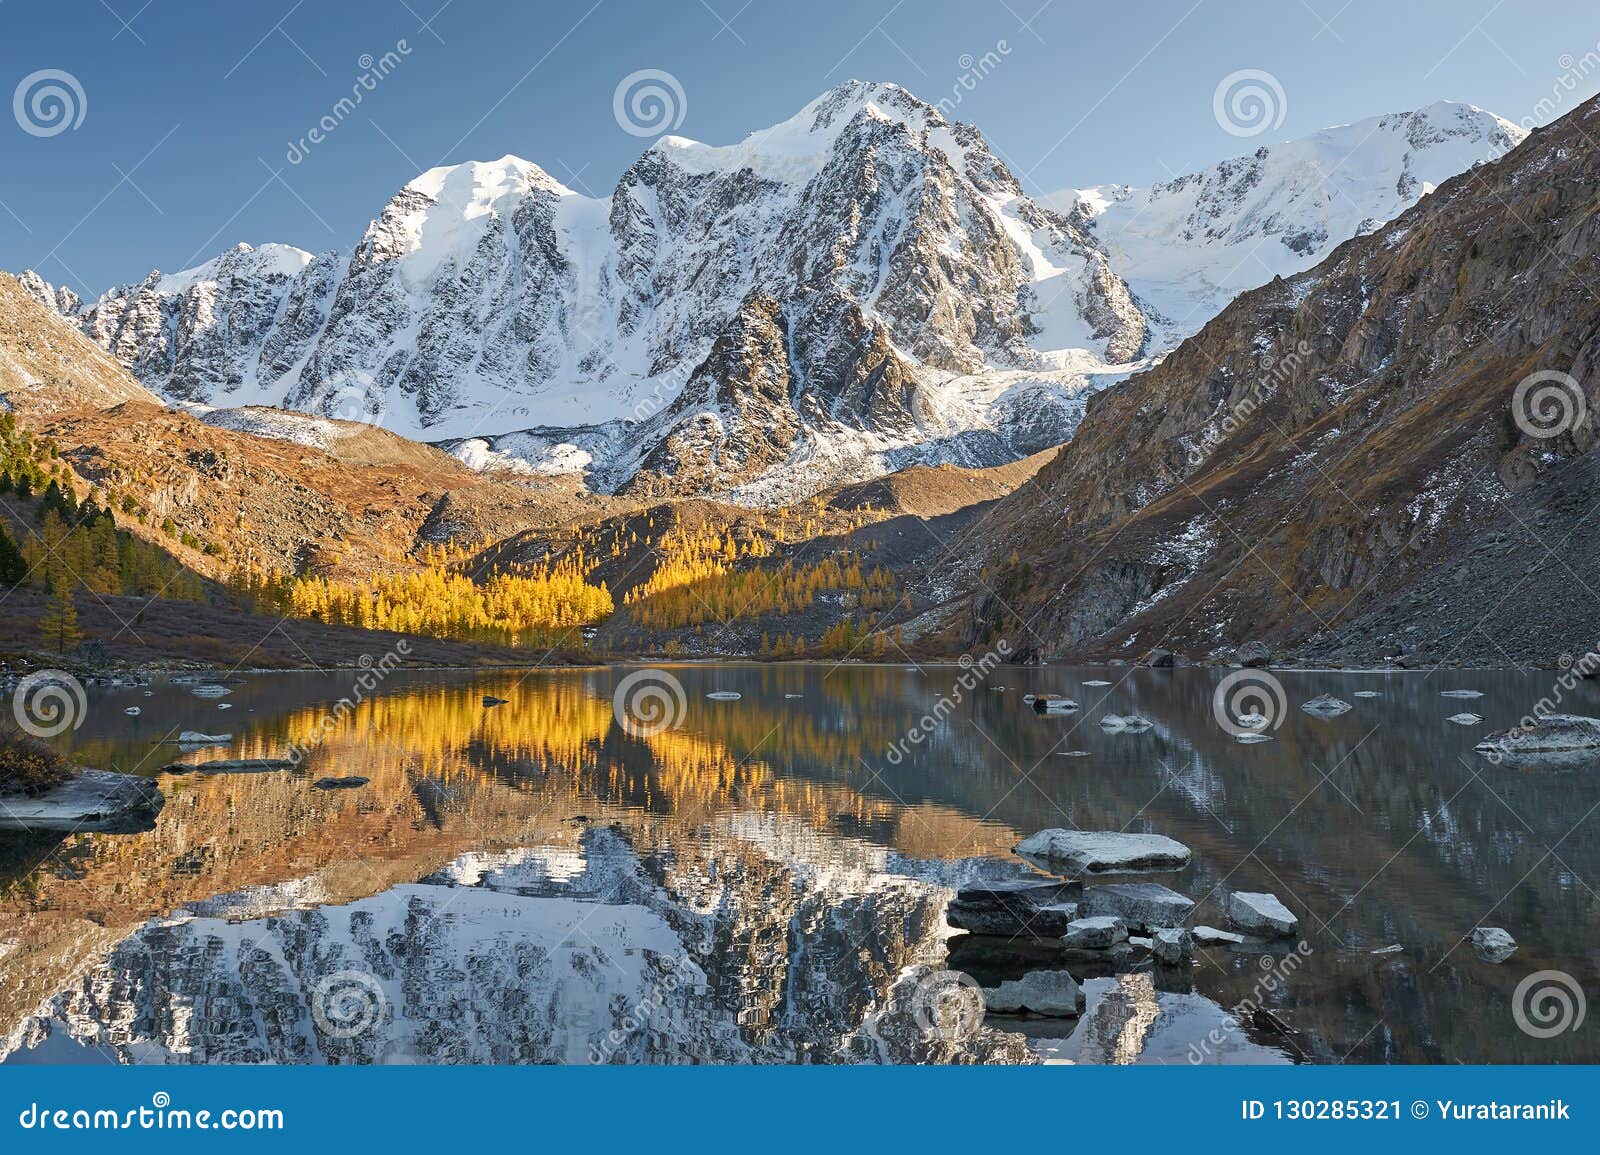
[973,96,1600,665]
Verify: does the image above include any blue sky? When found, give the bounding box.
[3,0,1598,295]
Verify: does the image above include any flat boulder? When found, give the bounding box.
[165,758,296,774]
[982,970,1085,1017]
[1061,915,1127,949]
[0,768,163,833]
[1477,715,1600,754]
[1192,925,1244,946]
[1446,713,1484,726]
[1226,891,1299,937]
[1080,882,1195,932]
[946,878,1081,937]
[1016,829,1191,875]
[1470,927,1517,963]
[1300,695,1352,717]
[1031,695,1079,714]
[314,776,370,790]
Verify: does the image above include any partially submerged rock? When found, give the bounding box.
[314,776,370,790]
[190,684,231,698]
[1470,927,1517,963]
[1015,829,1191,875]
[1192,925,1244,946]
[1446,713,1484,726]
[1226,891,1299,937]
[1151,927,1193,964]
[482,696,509,707]
[1098,713,1154,732]
[1031,695,1079,714]
[0,768,163,833]
[1082,679,1112,687]
[164,758,296,775]
[1080,882,1194,932]
[1145,649,1175,668]
[175,731,232,747]
[945,878,1081,937]
[706,691,742,701]
[1440,689,1484,699]
[1477,715,1600,754]
[981,970,1085,1017]
[1300,695,1352,717]
[1061,915,1127,949]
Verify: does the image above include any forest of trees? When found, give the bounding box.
[1,413,206,652]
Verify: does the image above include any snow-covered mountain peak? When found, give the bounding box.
[151,241,316,296]
[1049,100,1527,337]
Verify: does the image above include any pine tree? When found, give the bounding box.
[39,575,82,653]
[0,523,26,587]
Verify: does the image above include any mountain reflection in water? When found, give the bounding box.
[2,664,1596,1065]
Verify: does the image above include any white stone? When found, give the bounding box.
[1151,927,1193,964]
[1226,891,1299,937]
[1061,916,1128,949]
[1192,925,1244,946]
[1015,829,1191,874]
[1080,882,1195,932]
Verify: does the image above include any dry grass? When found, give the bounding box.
[0,726,68,796]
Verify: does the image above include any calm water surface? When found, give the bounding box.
[2,663,1596,1065]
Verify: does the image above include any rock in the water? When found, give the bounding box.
[314,776,370,790]
[1235,732,1274,744]
[1015,829,1191,874]
[706,691,742,701]
[1352,690,1382,698]
[981,970,1085,1017]
[0,768,164,832]
[190,684,231,698]
[1145,648,1175,668]
[1469,927,1517,963]
[1151,927,1193,964]
[1446,713,1484,726]
[482,696,509,707]
[1083,679,1112,687]
[1440,689,1484,699]
[176,731,232,746]
[1477,715,1600,754]
[1193,925,1245,946]
[123,706,141,716]
[1061,915,1128,949]
[1031,695,1079,714]
[945,878,1081,937]
[1226,891,1299,937]
[1235,641,1271,668]
[1080,882,1195,932]
[1099,713,1154,732]
[1300,695,1352,716]
[1371,943,1404,956]
[164,758,296,774]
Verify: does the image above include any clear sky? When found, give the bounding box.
[3,0,1598,296]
